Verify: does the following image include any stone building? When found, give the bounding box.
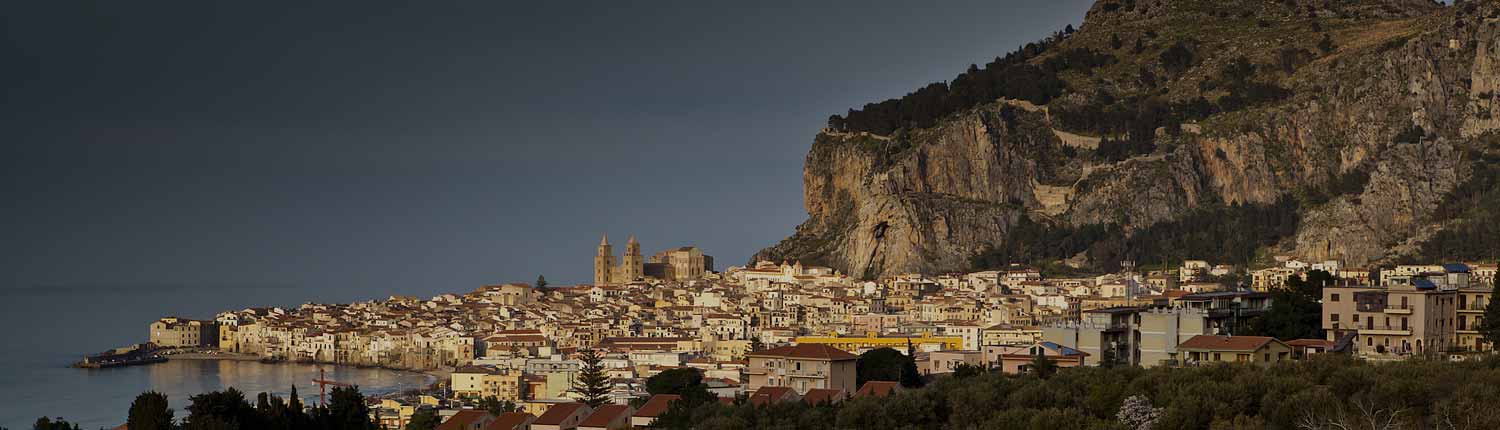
[593,235,643,286]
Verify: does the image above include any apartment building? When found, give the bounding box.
[745,344,857,395]
[1323,281,1456,358]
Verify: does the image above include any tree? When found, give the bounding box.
[535,275,548,289]
[128,391,175,430]
[1247,270,1332,340]
[855,347,922,388]
[314,386,378,430]
[1030,355,1058,379]
[646,368,716,407]
[1478,277,1500,348]
[572,349,612,408]
[479,396,518,416]
[30,418,80,430]
[184,388,263,430]
[404,409,439,430]
[748,337,765,353]
[1117,394,1162,430]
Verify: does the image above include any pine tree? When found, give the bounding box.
[571,349,612,408]
[1478,278,1500,349]
[127,391,174,430]
[535,275,548,289]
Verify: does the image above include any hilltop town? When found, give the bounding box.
[129,233,1500,429]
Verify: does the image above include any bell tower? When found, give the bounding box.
[621,235,644,282]
[594,234,616,285]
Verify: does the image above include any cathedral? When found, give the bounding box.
[593,234,713,285]
[594,234,644,286]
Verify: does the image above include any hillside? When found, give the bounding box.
[757,0,1500,278]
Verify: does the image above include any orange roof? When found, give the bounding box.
[802,388,845,405]
[1177,335,1282,352]
[482,412,534,430]
[749,386,797,406]
[436,410,491,430]
[578,404,632,428]
[855,381,900,398]
[747,344,857,361]
[534,403,588,425]
[633,394,681,418]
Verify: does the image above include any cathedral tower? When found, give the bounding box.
[620,235,645,282]
[594,234,616,285]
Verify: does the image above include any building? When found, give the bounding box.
[792,333,963,355]
[1177,335,1291,365]
[149,317,219,349]
[986,341,1089,374]
[483,412,535,430]
[1322,281,1456,359]
[593,235,643,286]
[451,366,528,401]
[532,403,592,430]
[923,350,984,375]
[1042,307,1140,366]
[577,404,634,430]
[748,386,800,406]
[645,247,713,281]
[853,381,900,398]
[745,344,858,395]
[1455,282,1493,352]
[630,395,679,428]
[436,410,494,430]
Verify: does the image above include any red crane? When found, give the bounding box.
[311,367,350,407]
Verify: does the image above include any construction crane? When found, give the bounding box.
[311,367,350,407]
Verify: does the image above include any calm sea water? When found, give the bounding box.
[0,284,438,429]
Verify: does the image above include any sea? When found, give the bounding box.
[0,284,436,429]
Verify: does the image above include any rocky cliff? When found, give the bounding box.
[759,0,1500,277]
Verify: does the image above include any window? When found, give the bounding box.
[1401,296,1409,307]
[1214,353,1222,361]
[1332,294,1340,302]
[1263,353,1270,361]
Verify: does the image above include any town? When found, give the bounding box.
[132,235,1499,430]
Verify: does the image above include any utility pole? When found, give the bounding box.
[311,367,349,407]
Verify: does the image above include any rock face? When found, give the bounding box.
[759,0,1499,277]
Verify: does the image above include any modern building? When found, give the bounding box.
[745,344,858,395]
[986,341,1089,374]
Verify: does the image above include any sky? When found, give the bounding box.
[2,0,1097,302]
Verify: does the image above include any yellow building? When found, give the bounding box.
[1455,285,1493,352]
[794,333,963,354]
[451,366,528,401]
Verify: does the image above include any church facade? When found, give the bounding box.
[594,235,644,286]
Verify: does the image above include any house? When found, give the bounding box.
[482,412,536,430]
[577,404,634,430]
[532,403,592,430]
[630,394,680,428]
[801,388,847,405]
[437,410,495,430]
[1178,335,1291,365]
[1286,339,1336,359]
[748,386,800,406]
[987,342,1088,374]
[744,344,858,395]
[853,381,900,398]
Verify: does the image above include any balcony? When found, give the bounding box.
[1382,305,1413,315]
[1357,325,1412,336]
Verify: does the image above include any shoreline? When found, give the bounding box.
[161,353,448,394]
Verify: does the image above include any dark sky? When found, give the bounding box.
[2,1,1095,299]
